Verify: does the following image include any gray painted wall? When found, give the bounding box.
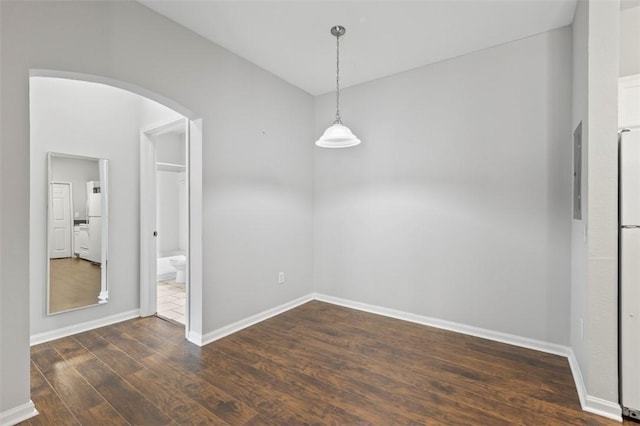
[585,0,620,403]
[29,77,172,337]
[571,0,622,410]
[570,0,590,394]
[314,27,573,344]
[1,0,314,414]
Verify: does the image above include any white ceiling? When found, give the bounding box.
[139,0,578,96]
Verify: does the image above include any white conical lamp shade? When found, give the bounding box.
[315,123,361,148]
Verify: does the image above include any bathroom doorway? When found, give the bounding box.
[140,118,191,331]
[155,119,188,325]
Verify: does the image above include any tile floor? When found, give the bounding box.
[157,279,185,324]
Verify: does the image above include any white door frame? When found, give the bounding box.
[140,118,203,342]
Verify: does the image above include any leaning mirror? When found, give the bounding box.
[47,153,109,314]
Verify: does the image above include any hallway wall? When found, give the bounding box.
[29,77,180,337]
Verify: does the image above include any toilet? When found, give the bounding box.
[169,255,186,283]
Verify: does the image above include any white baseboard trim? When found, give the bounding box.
[187,329,204,346]
[156,272,176,281]
[584,396,622,422]
[567,349,588,408]
[0,400,38,426]
[313,293,570,357]
[30,310,140,346]
[567,349,622,421]
[191,294,315,347]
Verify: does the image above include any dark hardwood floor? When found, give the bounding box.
[22,301,629,425]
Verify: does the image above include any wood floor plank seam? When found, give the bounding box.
[288,304,575,397]
[139,353,257,425]
[243,314,580,425]
[73,332,235,425]
[201,346,344,418]
[117,320,374,424]
[47,337,133,426]
[284,306,566,390]
[86,324,255,425]
[214,334,496,425]
[222,328,528,421]
[30,345,121,426]
[68,333,162,425]
[71,333,230,426]
[24,301,629,425]
[29,361,82,426]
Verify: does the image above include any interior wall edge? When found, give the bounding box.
[191,293,315,347]
[314,293,570,357]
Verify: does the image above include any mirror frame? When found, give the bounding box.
[47,152,109,315]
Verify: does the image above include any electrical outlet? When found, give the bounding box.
[278,272,285,284]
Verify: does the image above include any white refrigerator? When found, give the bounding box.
[86,183,102,264]
[621,128,640,419]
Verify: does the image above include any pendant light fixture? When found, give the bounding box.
[315,25,361,148]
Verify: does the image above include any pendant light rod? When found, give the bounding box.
[331,25,345,125]
[315,25,361,148]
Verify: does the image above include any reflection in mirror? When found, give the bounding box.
[48,153,109,315]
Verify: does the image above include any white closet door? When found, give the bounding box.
[49,183,72,258]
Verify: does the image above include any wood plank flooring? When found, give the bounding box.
[22,301,631,425]
[49,257,101,314]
